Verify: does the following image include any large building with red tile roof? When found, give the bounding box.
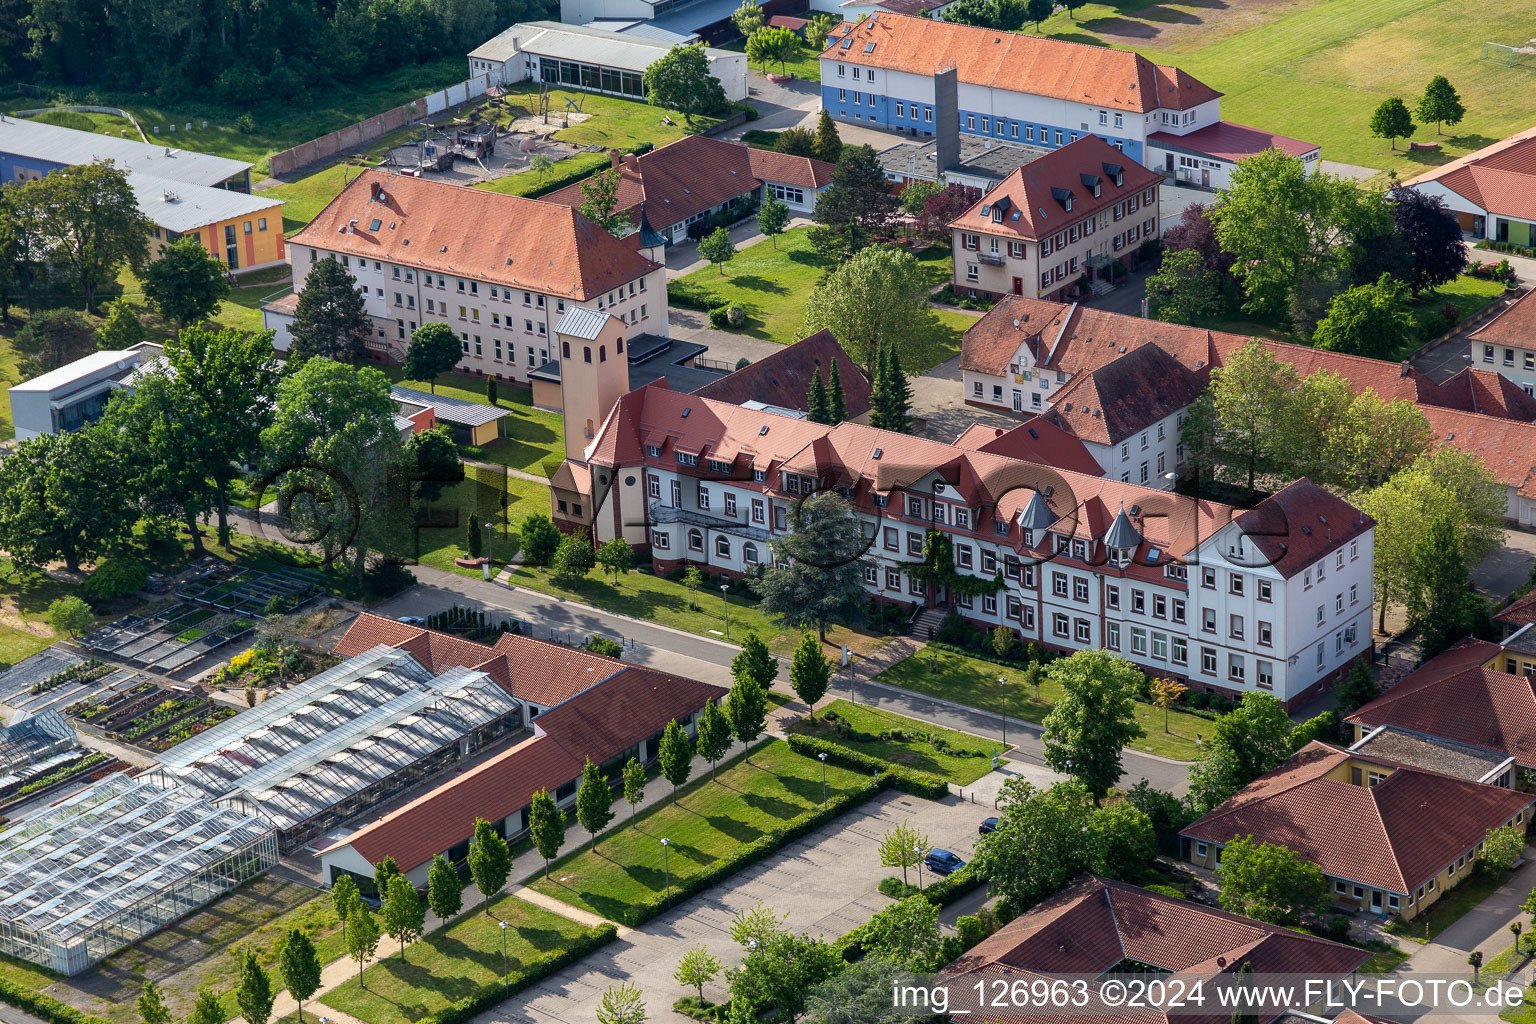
[958,297,1536,525]
[1404,125,1536,244]
[943,875,1369,1024]
[542,135,832,245]
[818,13,1315,182]
[1467,287,1536,397]
[316,613,726,888]
[949,136,1164,303]
[1182,741,1533,920]
[566,364,1374,707]
[278,170,665,370]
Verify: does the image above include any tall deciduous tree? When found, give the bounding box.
[695,698,731,777]
[1388,187,1468,295]
[756,491,872,641]
[290,256,370,361]
[1369,97,1417,151]
[877,820,928,887]
[724,673,768,757]
[595,982,649,1024]
[188,989,223,1024]
[731,0,764,36]
[622,755,646,826]
[746,25,798,74]
[1209,340,1299,490]
[1160,202,1234,275]
[142,237,230,329]
[758,192,789,249]
[731,630,778,689]
[697,226,736,274]
[427,853,463,921]
[100,365,216,552]
[277,928,322,1023]
[644,44,728,124]
[1217,835,1330,925]
[1146,247,1225,325]
[658,718,693,799]
[1039,649,1146,802]
[404,426,463,522]
[137,981,170,1024]
[373,857,400,899]
[331,874,358,948]
[528,789,564,879]
[346,904,380,990]
[813,144,897,235]
[1405,512,1480,658]
[162,324,280,545]
[789,631,831,719]
[1312,273,1416,359]
[803,245,933,377]
[675,944,723,1003]
[468,817,511,911]
[0,428,135,571]
[261,357,405,577]
[1416,75,1465,135]
[1186,693,1295,811]
[596,537,636,583]
[403,321,460,392]
[12,161,150,312]
[727,931,841,1023]
[1212,150,1391,319]
[575,756,614,851]
[578,166,634,236]
[14,308,97,378]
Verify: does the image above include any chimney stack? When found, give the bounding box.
[1399,360,1411,378]
[370,180,383,202]
[933,65,959,185]
[610,149,623,168]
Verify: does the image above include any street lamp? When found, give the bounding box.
[720,583,730,639]
[818,751,827,806]
[998,676,1007,747]
[914,844,925,890]
[483,524,494,581]
[661,837,672,907]
[499,920,508,992]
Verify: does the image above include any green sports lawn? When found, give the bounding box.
[528,740,866,921]
[1019,0,1536,175]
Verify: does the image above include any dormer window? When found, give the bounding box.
[1050,186,1074,212]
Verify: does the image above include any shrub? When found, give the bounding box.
[235,112,257,134]
[936,608,971,645]
[585,634,622,657]
[1318,913,1352,942]
[742,104,760,121]
[1144,884,1185,899]
[707,305,731,328]
[878,876,920,899]
[1440,302,1462,327]
[726,304,746,327]
[81,558,148,602]
[0,978,114,1024]
[631,141,654,156]
[740,129,779,148]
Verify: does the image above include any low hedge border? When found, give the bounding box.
[0,978,109,1024]
[612,774,885,926]
[786,733,949,800]
[833,866,986,961]
[416,922,618,1024]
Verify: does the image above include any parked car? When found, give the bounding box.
[925,849,966,875]
[979,817,998,834]
[396,615,426,626]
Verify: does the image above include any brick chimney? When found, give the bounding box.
[369,180,383,202]
[610,149,623,168]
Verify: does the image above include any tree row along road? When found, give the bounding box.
[223,503,1191,794]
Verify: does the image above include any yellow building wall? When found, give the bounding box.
[1487,652,1536,677]
[151,207,286,272]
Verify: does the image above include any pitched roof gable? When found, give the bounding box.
[691,330,872,416]
[1231,479,1375,580]
[953,416,1105,477]
[1049,343,1207,445]
[1404,129,1536,220]
[288,170,659,301]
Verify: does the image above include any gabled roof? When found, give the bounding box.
[389,385,510,427]
[948,136,1164,242]
[1048,343,1207,445]
[947,876,1368,1024]
[691,330,872,417]
[1470,287,1536,352]
[1434,367,1536,420]
[287,170,659,301]
[1147,120,1318,163]
[952,416,1104,477]
[1402,127,1536,220]
[1347,638,1536,767]
[1182,742,1534,893]
[821,14,1218,113]
[1496,590,1536,630]
[747,148,835,190]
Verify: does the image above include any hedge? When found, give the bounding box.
[832,866,985,961]
[612,775,884,926]
[423,923,618,1024]
[785,733,948,800]
[519,154,612,200]
[0,978,110,1024]
[669,279,722,311]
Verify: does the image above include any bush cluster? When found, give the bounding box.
[0,980,113,1024]
[425,924,619,1024]
[669,280,722,311]
[820,709,988,759]
[80,558,147,602]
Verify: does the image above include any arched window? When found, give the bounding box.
[562,341,570,358]
[599,345,607,363]
[688,529,703,551]
[583,346,592,363]
[715,536,730,557]
[743,542,758,565]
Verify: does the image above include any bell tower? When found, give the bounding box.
[555,307,630,461]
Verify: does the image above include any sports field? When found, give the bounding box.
[1025,0,1536,174]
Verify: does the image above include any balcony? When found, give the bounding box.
[977,252,1005,267]
[647,502,770,541]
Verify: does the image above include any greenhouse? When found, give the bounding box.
[0,775,279,975]
[142,645,524,850]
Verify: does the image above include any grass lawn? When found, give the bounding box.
[0,951,55,991]
[378,368,565,477]
[1013,0,1536,177]
[319,895,591,1024]
[528,740,866,921]
[404,467,551,573]
[789,698,1002,784]
[1407,274,1506,339]
[670,229,970,373]
[1390,867,1509,944]
[722,42,823,82]
[1357,938,1410,973]
[877,648,1207,760]
[1487,939,1530,976]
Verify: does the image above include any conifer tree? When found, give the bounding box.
[828,360,846,423]
[807,368,830,424]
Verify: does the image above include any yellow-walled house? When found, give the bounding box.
[136,176,286,273]
[1181,741,1533,921]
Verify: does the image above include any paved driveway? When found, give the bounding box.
[471,786,997,1023]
